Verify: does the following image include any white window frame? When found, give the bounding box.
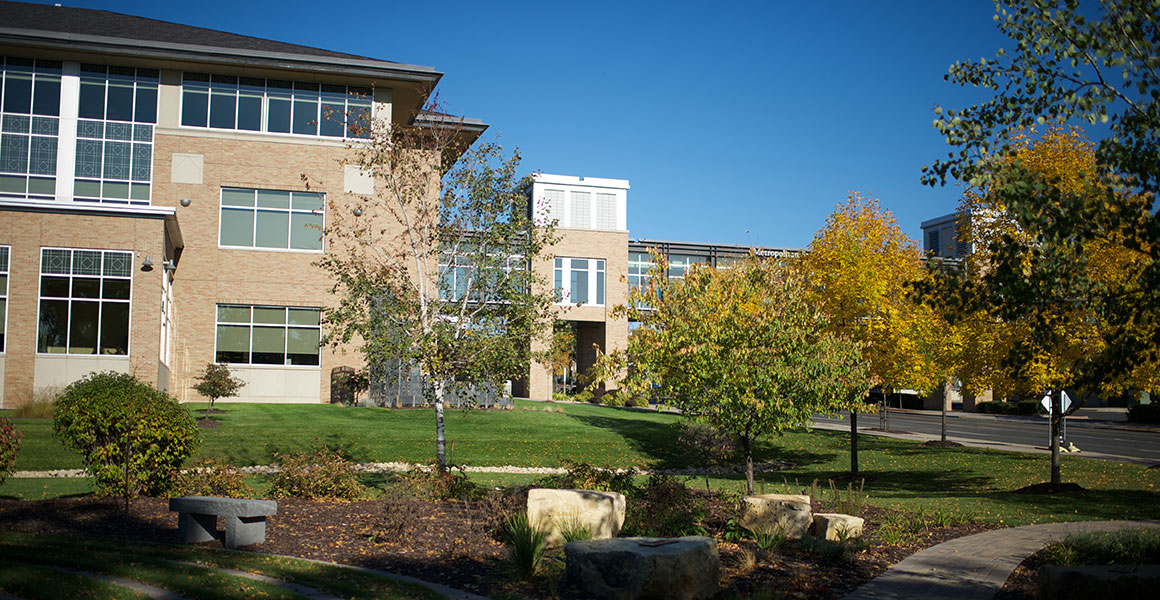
[554,257,605,306]
[36,247,133,356]
[213,304,322,367]
[0,245,9,353]
[218,187,326,253]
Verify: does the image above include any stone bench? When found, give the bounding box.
[565,536,719,600]
[169,496,277,549]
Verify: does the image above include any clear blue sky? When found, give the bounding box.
[53,0,1013,248]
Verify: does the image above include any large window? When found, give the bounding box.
[74,64,158,204]
[667,254,709,280]
[37,248,132,355]
[0,57,60,200]
[215,304,321,366]
[628,252,652,292]
[219,188,325,251]
[182,73,371,139]
[554,257,605,306]
[0,245,8,352]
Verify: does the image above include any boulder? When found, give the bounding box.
[527,488,626,546]
[810,513,864,541]
[564,536,719,600]
[738,493,812,539]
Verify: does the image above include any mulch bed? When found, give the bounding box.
[0,493,1002,599]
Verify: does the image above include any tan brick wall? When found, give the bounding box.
[528,228,629,400]
[152,129,367,404]
[0,210,168,406]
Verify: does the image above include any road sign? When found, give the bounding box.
[1041,390,1072,413]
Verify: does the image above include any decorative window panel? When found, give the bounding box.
[594,192,617,230]
[553,257,605,306]
[543,189,564,224]
[215,304,321,366]
[569,191,591,229]
[37,248,132,355]
[0,57,61,200]
[73,64,157,205]
[182,72,371,139]
[219,187,325,251]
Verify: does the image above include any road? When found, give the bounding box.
[811,409,1160,465]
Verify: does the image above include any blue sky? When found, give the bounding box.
[55,1,1013,248]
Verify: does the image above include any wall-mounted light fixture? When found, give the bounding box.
[162,259,176,272]
[179,198,191,207]
[353,207,364,217]
[141,255,154,271]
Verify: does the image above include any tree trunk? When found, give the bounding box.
[850,409,859,476]
[940,385,948,442]
[1050,390,1061,485]
[434,378,447,473]
[742,433,755,495]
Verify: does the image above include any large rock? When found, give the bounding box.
[564,536,719,600]
[810,513,864,541]
[527,488,626,546]
[738,493,812,539]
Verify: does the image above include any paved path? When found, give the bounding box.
[843,519,1160,600]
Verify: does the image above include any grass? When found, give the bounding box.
[0,531,441,599]
[1041,528,1160,566]
[4,400,1160,526]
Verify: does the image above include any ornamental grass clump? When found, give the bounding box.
[267,448,365,500]
[1042,529,1160,566]
[53,372,199,510]
[501,512,548,580]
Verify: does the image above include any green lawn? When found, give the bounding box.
[0,532,439,600]
[4,400,1160,526]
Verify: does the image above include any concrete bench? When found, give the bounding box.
[169,496,278,549]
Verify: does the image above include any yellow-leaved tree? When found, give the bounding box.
[932,126,1160,484]
[796,193,956,476]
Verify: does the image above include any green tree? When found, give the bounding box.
[796,194,951,476]
[924,0,1160,388]
[192,363,245,420]
[924,0,1160,484]
[591,255,868,494]
[318,108,557,471]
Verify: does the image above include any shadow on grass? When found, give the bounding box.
[983,487,1160,521]
[0,497,174,543]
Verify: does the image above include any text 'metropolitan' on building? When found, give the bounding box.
[0,1,803,407]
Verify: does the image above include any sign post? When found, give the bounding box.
[1041,390,1072,447]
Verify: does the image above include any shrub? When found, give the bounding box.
[551,392,568,402]
[1041,529,1160,566]
[573,390,596,404]
[599,391,625,407]
[267,448,365,500]
[0,418,22,485]
[536,460,637,496]
[624,474,707,537]
[1015,400,1046,415]
[501,512,548,580]
[172,458,253,498]
[1128,403,1160,424]
[976,401,1016,414]
[797,534,853,563]
[395,465,485,501]
[53,372,199,506]
[192,363,244,418]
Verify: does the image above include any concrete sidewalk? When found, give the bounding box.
[843,520,1160,600]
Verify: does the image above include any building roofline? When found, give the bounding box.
[533,174,630,190]
[0,26,444,85]
[920,211,961,229]
[630,237,801,255]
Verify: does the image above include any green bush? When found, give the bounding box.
[395,465,485,501]
[1128,403,1160,424]
[0,417,22,485]
[599,391,625,407]
[1016,400,1047,415]
[267,448,365,500]
[536,460,637,496]
[1042,529,1160,566]
[53,372,199,501]
[624,474,707,537]
[172,458,253,498]
[572,390,596,404]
